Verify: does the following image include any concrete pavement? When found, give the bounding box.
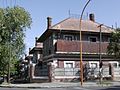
[0,81,119,88]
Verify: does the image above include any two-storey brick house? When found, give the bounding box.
[37,14,120,82]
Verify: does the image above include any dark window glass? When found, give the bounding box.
[64,36,72,41]
[90,37,96,42]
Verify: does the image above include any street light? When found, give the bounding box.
[79,0,92,86]
[98,24,103,84]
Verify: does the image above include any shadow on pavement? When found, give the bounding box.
[98,85,120,90]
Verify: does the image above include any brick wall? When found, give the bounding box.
[58,60,64,68]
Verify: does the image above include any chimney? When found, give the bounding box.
[47,17,52,29]
[35,37,38,46]
[29,48,31,54]
[89,13,95,22]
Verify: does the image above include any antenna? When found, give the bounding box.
[86,12,88,19]
[5,0,7,7]
[111,25,113,29]
[15,0,17,5]
[115,22,117,29]
[68,9,71,17]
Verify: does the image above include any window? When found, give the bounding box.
[109,61,118,68]
[66,63,73,68]
[91,63,97,68]
[89,61,99,68]
[64,35,73,41]
[64,61,75,68]
[33,52,37,63]
[90,37,96,42]
[108,38,111,42]
[89,36,97,42]
[112,63,117,68]
[74,36,79,41]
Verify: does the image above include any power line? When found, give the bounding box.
[14,0,17,6]
[9,0,12,7]
[1,0,18,8]
[2,0,5,8]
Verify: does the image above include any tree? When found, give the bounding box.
[107,28,120,59]
[0,6,32,80]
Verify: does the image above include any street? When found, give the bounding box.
[0,86,120,90]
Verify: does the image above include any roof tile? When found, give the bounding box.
[51,18,114,33]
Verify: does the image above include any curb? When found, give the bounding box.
[0,85,80,88]
[0,82,115,88]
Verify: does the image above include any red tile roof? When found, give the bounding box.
[51,18,114,33]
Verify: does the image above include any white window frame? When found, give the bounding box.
[109,61,119,68]
[89,61,99,68]
[64,61,75,68]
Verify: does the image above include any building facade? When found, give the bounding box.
[30,14,120,82]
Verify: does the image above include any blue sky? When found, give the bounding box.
[0,0,120,54]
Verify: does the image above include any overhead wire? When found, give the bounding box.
[0,0,21,8]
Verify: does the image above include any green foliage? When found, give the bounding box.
[107,28,120,59]
[0,6,32,77]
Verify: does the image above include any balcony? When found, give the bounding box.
[56,40,109,54]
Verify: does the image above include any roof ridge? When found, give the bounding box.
[50,17,114,33]
[51,17,73,29]
[91,21,115,31]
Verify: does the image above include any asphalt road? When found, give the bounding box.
[0,88,27,90]
[0,86,120,90]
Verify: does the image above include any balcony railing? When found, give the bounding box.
[56,40,109,54]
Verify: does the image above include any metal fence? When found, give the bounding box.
[114,68,120,76]
[53,67,120,79]
[34,65,48,76]
[54,68,80,76]
[33,66,120,79]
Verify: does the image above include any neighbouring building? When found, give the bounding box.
[28,13,120,82]
[28,38,49,82]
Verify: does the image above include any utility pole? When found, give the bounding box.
[79,0,92,86]
[98,24,103,84]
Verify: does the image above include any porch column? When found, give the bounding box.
[29,64,35,82]
[48,62,53,82]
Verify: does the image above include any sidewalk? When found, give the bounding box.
[0,81,119,88]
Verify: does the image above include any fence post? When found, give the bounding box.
[109,63,114,80]
[48,63,52,82]
[111,65,114,80]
